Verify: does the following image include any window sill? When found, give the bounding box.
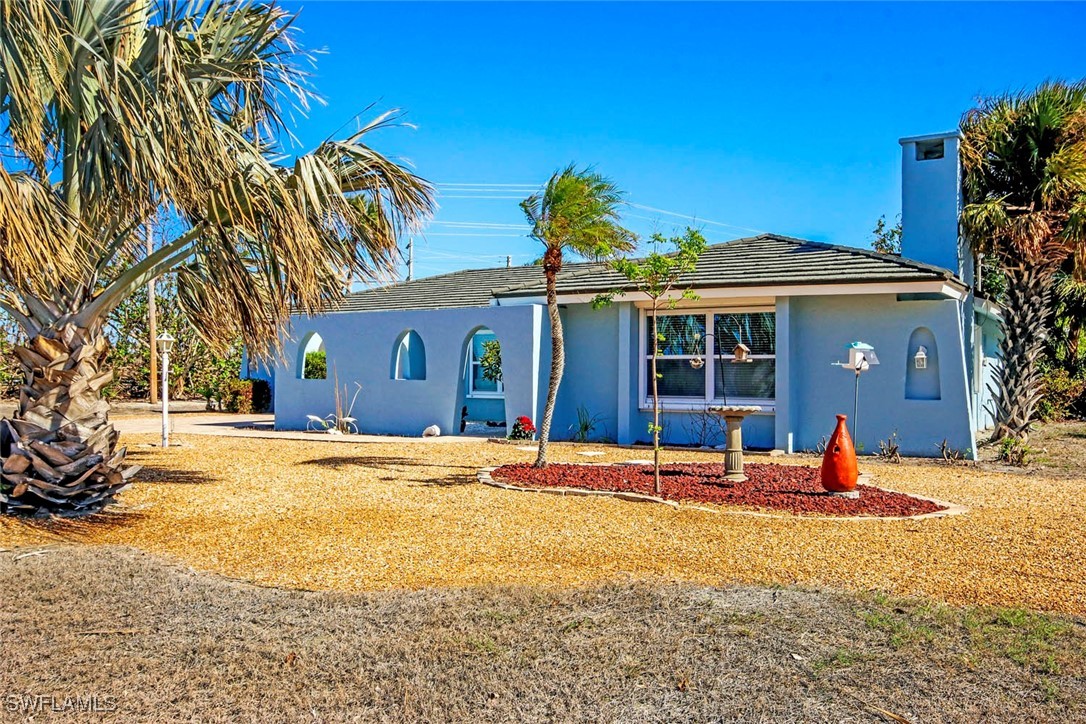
[638,402,776,414]
[468,392,505,400]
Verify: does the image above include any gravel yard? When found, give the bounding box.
[1,433,1084,614]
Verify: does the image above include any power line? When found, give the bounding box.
[425,233,527,238]
[436,194,526,200]
[625,202,766,235]
[435,182,538,188]
[428,220,528,229]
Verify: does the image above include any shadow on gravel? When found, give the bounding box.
[299,455,479,487]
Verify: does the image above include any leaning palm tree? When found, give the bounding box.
[521,166,635,467]
[960,80,1086,441]
[0,0,432,516]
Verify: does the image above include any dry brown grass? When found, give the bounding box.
[0,433,1084,614]
[1,546,1083,723]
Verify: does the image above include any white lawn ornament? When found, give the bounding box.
[306,414,359,435]
[422,425,441,437]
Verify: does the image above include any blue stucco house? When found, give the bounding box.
[267,132,1002,458]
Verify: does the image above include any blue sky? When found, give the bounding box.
[281,1,1086,279]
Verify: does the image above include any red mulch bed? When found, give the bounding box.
[490,462,946,518]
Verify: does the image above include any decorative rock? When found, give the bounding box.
[828,490,860,499]
[422,425,441,438]
[616,459,654,466]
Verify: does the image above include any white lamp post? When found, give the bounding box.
[156,332,175,448]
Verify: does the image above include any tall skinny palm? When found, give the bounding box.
[0,1,432,515]
[960,81,1086,441]
[521,166,635,467]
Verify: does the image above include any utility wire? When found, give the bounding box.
[625,202,766,235]
[436,195,526,200]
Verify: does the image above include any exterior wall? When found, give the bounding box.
[972,314,1003,431]
[789,294,975,457]
[273,305,546,437]
[900,132,979,414]
[272,292,976,458]
[552,303,622,441]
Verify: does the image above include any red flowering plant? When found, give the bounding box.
[509,416,536,440]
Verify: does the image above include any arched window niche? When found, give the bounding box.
[905,327,940,400]
[297,332,327,380]
[465,328,503,397]
[391,329,427,380]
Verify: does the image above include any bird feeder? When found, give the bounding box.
[914,345,928,369]
[833,341,879,444]
[731,343,752,363]
[844,341,878,372]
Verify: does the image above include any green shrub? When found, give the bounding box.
[304,350,327,380]
[1038,367,1086,421]
[997,436,1035,467]
[219,378,253,414]
[250,379,272,412]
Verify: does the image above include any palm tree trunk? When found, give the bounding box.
[0,324,138,516]
[990,263,1051,442]
[534,250,564,468]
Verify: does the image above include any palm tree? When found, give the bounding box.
[521,165,635,467]
[960,80,1086,441]
[0,0,432,515]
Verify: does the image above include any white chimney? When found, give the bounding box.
[898,132,973,288]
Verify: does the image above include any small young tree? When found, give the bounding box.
[594,229,707,493]
[479,339,503,384]
[870,215,902,256]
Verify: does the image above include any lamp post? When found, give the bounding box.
[156,332,175,448]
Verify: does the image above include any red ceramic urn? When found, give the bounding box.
[821,414,859,492]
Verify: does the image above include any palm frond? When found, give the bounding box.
[0,0,433,355]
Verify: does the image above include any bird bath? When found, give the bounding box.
[707,405,763,482]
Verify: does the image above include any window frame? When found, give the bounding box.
[638,307,776,411]
[466,329,504,399]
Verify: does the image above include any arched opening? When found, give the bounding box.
[297,332,327,380]
[390,329,427,380]
[905,327,940,400]
[456,327,506,436]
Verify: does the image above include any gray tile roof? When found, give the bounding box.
[331,265,548,312]
[332,234,958,313]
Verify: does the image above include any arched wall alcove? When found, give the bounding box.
[456,326,506,434]
[390,329,427,380]
[297,332,326,380]
[905,327,940,400]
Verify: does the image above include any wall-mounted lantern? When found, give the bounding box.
[914,345,928,369]
[731,343,752,364]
